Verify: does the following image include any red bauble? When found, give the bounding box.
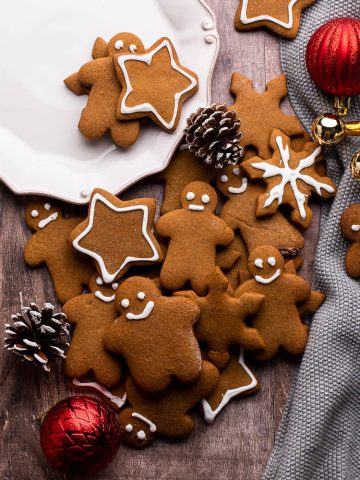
[306,18,360,98]
[40,396,121,475]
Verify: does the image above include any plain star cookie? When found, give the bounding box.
[235,0,316,39]
[114,37,198,132]
[229,73,305,158]
[69,189,163,284]
[241,129,336,229]
[340,204,360,278]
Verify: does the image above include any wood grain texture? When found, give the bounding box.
[0,1,320,479]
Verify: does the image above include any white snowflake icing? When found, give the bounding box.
[251,136,335,220]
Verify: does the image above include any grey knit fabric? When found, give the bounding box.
[263,2,360,479]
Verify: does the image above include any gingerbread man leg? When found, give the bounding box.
[252,342,280,361]
[110,121,140,148]
[282,326,308,356]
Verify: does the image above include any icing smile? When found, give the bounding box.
[228,177,248,194]
[38,212,58,229]
[255,269,281,285]
[188,204,204,211]
[126,301,155,320]
[95,291,115,303]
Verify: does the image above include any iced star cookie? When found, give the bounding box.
[340,204,360,278]
[104,277,202,393]
[229,73,305,158]
[64,33,144,147]
[235,0,316,39]
[118,360,219,448]
[156,182,234,294]
[241,129,336,229]
[235,246,311,360]
[24,201,94,304]
[69,189,163,284]
[114,37,198,132]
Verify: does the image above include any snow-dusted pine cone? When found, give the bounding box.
[184,103,243,168]
[4,302,70,372]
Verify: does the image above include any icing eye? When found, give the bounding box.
[186,192,195,201]
[31,210,39,218]
[121,298,130,308]
[125,424,133,433]
[351,224,360,232]
[137,430,146,440]
[221,175,229,183]
[201,194,210,204]
[137,292,145,300]
[112,282,119,291]
[233,167,240,176]
[267,257,276,267]
[129,44,137,53]
[114,40,124,50]
[96,277,104,285]
[254,258,263,269]
[44,203,51,211]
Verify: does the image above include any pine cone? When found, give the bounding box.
[4,302,70,372]
[184,103,243,168]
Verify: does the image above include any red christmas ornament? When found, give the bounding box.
[40,396,121,475]
[306,18,360,98]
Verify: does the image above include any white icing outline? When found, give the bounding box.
[38,212,58,229]
[132,412,157,432]
[189,204,204,211]
[72,192,160,284]
[72,379,127,409]
[95,291,115,303]
[351,224,360,232]
[126,301,154,320]
[117,38,198,130]
[228,177,248,194]
[251,136,334,220]
[254,258,263,268]
[201,349,257,424]
[240,0,298,29]
[255,269,281,284]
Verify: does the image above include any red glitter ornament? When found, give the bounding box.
[306,18,360,98]
[40,396,121,475]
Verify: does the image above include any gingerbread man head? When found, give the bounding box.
[116,277,160,320]
[248,246,284,285]
[119,409,156,448]
[180,181,218,213]
[89,274,119,303]
[216,165,248,197]
[340,204,360,242]
[107,33,145,58]
[25,201,62,232]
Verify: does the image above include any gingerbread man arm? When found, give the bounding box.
[78,59,103,87]
[156,212,177,239]
[92,37,108,59]
[24,236,45,267]
[103,320,123,356]
[287,275,311,303]
[236,292,264,316]
[214,218,234,246]
[62,296,87,326]
[170,297,200,327]
[64,72,90,96]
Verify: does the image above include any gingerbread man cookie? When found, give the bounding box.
[104,277,202,393]
[241,129,336,229]
[229,73,305,158]
[217,165,305,256]
[340,204,360,278]
[69,189,163,284]
[114,37,198,132]
[65,33,144,147]
[235,246,311,360]
[118,360,219,448]
[63,274,122,387]
[156,182,234,294]
[235,0,316,39]
[24,201,94,304]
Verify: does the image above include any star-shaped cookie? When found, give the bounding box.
[69,189,163,283]
[115,37,198,132]
[241,129,336,229]
[229,73,305,158]
[235,0,316,39]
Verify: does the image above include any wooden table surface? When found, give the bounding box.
[0,1,320,479]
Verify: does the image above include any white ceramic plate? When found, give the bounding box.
[0,0,219,204]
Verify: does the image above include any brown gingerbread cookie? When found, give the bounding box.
[176,268,264,369]
[235,246,311,360]
[340,204,360,278]
[235,0,316,39]
[229,73,305,158]
[156,182,234,294]
[114,37,198,132]
[202,348,259,423]
[63,274,122,387]
[65,33,144,147]
[217,165,305,256]
[104,277,202,393]
[241,129,336,229]
[24,201,94,304]
[118,360,219,448]
[69,188,163,284]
